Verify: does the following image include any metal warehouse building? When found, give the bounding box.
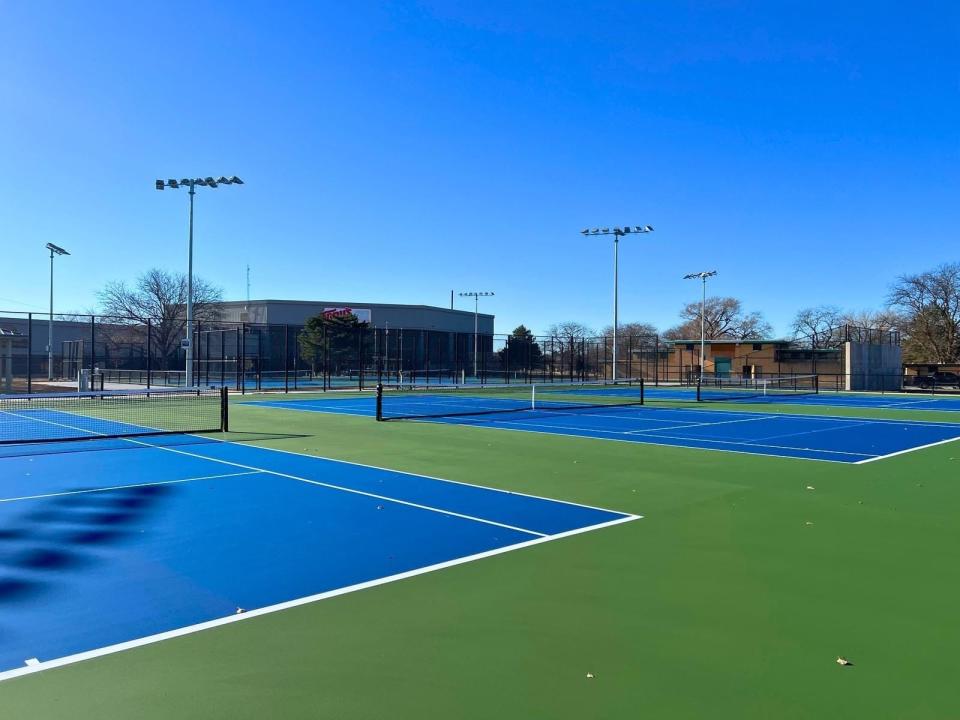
[215,300,494,335]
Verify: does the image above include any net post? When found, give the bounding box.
[375,383,384,421]
[531,384,536,410]
[220,386,229,432]
[814,374,819,394]
[696,380,702,402]
[640,377,645,405]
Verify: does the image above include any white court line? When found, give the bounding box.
[0,513,639,683]
[407,417,852,464]
[853,435,960,464]
[439,415,869,457]
[209,429,635,518]
[1,405,636,528]
[123,437,551,539]
[625,415,777,434]
[247,394,960,426]
[0,409,553,535]
[743,421,874,444]
[0,471,260,504]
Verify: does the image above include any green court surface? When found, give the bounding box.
[2,393,959,719]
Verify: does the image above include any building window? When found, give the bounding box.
[753,343,762,351]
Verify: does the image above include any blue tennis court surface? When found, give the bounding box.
[641,385,960,411]
[245,395,960,464]
[0,435,633,679]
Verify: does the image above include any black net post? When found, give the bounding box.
[375,383,384,421]
[639,377,645,405]
[220,386,230,432]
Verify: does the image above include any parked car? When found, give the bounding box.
[913,371,960,389]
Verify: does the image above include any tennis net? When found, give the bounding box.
[0,387,228,444]
[697,375,819,402]
[376,379,645,421]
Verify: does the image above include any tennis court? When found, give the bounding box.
[245,386,960,464]
[0,389,635,680]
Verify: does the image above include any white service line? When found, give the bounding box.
[625,414,777,434]
[853,434,960,464]
[0,471,260,504]
[744,421,874,444]
[123,437,550,538]
[407,417,850,464]
[195,434,636,517]
[0,514,639,683]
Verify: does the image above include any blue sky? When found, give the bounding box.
[1,2,957,337]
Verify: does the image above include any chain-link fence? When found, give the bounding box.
[3,313,952,396]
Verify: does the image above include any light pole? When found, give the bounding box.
[459,291,494,378]
[580,225,654,381]
[156,176,243,386]
[45,243,70,381]
[683,270,717,385]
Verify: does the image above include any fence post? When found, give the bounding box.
[146,319,152,389]
[284,324,290,393]
[26,313,33,393]
[90,315,96,381]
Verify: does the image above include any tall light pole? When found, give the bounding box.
[45,243,70,381]
[156,176,243,386]
[683,270,717,385]
[459,291,494,378]
[580,225,654,381]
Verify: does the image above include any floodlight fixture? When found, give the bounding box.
[579,223,656,380]
[154,174,243,385]
[45,242,70,380]
[458,292,495,377]
[683,270,719,385]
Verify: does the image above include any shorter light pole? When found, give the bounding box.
[459,291,494,378]
[682,270,717,385]
[45,243,70,380]
[580,225,654,380]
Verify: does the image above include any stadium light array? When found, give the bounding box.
[459,291,495,378]
[579,225,655,381]
[683,270,718,385]
[44,243,70,381]
[155,175,244,386]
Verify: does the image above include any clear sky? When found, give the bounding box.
[1,2,957,337]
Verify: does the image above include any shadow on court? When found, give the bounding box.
[0,484,174,606]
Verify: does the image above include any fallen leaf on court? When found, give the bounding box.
[586,672,595,679]
[836,657,853,666]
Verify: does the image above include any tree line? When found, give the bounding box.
[539,262,960,364]
[93,262,960,367]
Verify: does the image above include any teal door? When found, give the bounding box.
[714,357,732,377]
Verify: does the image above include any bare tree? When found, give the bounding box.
[841,309,903,333]
[888,263,960,363]
[600,321,658,339]
[98,268,224,369]
[546,321,595,339]
[729,311,773,340]
[791,305,845,348]
[664,297,771,340]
